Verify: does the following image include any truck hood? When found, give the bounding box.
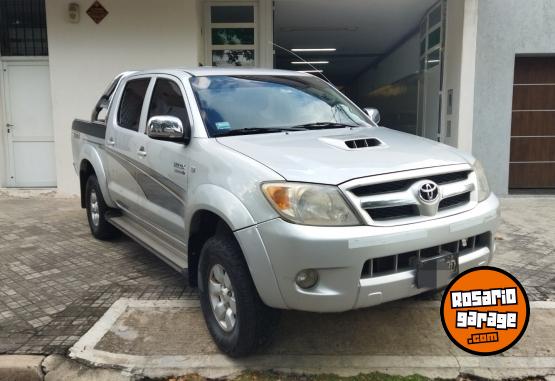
[216,127,470,185]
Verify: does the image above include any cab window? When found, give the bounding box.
[117,78,150,131]
[148,78,189,127]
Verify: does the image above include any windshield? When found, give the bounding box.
[189,75,372,137]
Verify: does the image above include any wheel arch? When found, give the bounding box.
[78,145,115,208]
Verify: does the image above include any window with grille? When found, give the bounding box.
[0,0,48,56]
[205,2,257,67]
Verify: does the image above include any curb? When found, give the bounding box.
[0,355,44,381]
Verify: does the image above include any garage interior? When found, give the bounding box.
[273,0,442,140]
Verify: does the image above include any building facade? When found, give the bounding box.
[0,0,554,196]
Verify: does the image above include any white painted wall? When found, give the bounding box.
[350,33,420,98]
[45,0,202,195]
[440,0,478,151]
[472,0,555,194]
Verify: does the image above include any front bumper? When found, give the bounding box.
[238,193,500,312]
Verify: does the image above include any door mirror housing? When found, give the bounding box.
[147,115,191,144]
[364,108,381,125]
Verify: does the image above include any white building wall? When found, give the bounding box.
[45,0,202,195]
[440,0,478,151]
[471,0,555,195]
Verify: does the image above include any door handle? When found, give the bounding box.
[6,123,14,127]
[137,147,147,157]
[107,137,115,146]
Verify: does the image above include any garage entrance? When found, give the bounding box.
[273,0,443,140]
[510,57,555,189]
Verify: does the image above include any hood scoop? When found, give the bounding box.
[345,137,382,149]
[320,135,384,150]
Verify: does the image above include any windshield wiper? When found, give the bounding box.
[291,122,358,130]
[215,127,300,137]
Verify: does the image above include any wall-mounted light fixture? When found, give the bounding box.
[68,3,80,23]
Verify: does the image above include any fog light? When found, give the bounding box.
[295,269,319,289]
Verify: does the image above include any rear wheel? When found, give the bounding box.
[198,233,280,357]
[85,175,119,240]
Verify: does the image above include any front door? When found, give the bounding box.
[143,75,191,241]
[2,60,56,187]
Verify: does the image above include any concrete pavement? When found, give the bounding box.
[66,299,555,380]
[1,193,555,379]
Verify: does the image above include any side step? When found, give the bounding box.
[107,214,188,273]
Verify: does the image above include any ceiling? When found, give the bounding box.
[274,0,437,86]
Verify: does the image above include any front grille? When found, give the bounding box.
[361,232,490,278]
[439,192,471,210]
[342,166,475,226]
[351,170,470,197]
[368,205,419,221]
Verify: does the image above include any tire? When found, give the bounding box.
[85,175,120,240]
[198,233,280,357]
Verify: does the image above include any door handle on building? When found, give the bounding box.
[5,123,14,133]
[137,147,147,157]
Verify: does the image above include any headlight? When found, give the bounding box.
[261,182,360,226]
[473,160,491,202]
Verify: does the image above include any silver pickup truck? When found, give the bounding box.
[71,68,500,357]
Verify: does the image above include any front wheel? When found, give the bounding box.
[198,234,280,357]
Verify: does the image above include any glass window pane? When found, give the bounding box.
[212,50,255,67]
[420,39,427,55]
[148,79,189,127]
[118,79,150,132]
[428,28,441,49]
[211,28,255,45]
[0,0,48,56]
[211,6,254,23]
[427,49,441,69]
[429,5,442,27]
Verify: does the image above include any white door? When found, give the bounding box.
[2,60,56,187]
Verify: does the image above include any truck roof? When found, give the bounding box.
[122,67,313,78]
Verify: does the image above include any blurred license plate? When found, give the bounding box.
[416,251,458,289]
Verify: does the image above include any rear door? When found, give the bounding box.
[142,75,192,241]
[105,76,152,213]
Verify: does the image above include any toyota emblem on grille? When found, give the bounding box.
[418,181,439,203]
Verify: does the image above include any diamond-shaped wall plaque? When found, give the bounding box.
[86,1,109,24]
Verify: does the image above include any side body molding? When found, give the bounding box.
[79,145,116,208]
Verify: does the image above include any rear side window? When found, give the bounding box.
[148,78,189,127]
[117,78,150,131]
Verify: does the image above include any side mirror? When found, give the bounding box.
[147,115,191,144]
[364,108,381,125]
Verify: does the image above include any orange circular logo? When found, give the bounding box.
[440,267,529,355]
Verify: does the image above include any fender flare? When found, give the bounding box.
[186,184,256,232]
[79,145,116,208]
[186,185,286,308]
